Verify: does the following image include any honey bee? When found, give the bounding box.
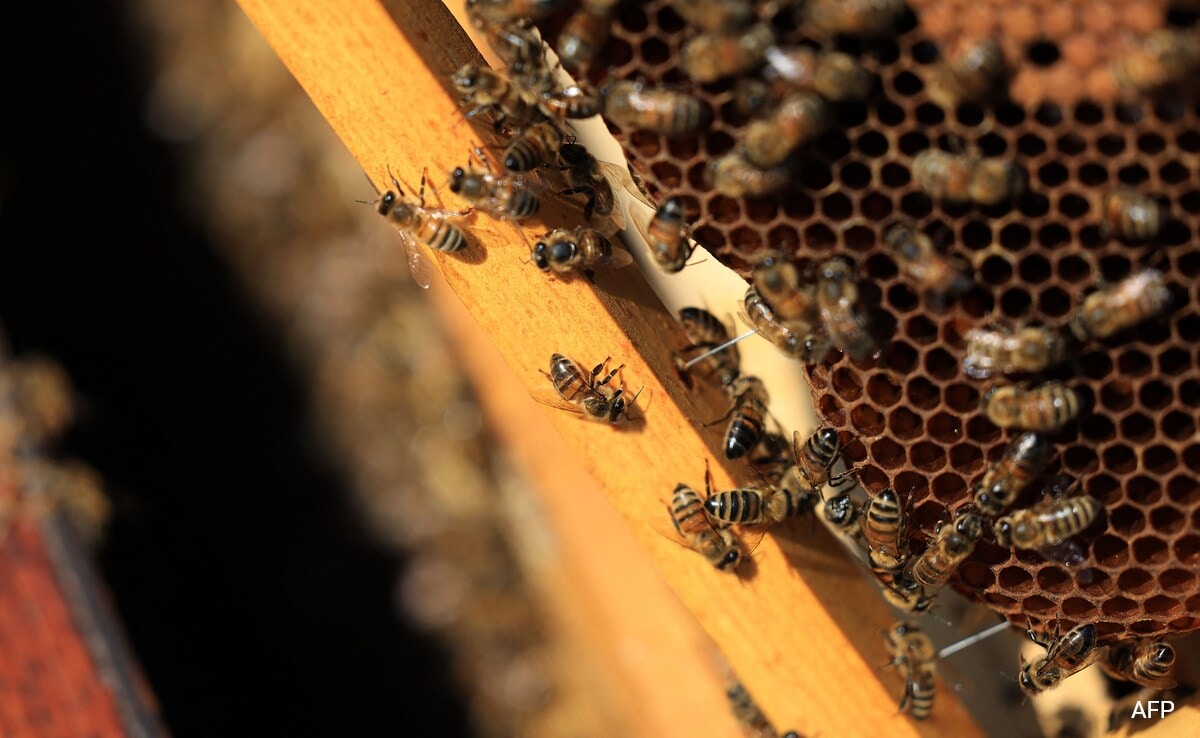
[602,81,712,138]
[465,0,566,26]
[671,0,754,33]
[995,493,1102,549]
[884,222,972,304]
[531,226,633,278]
[1071,268,1172,341]
[751,252,821,334]
[741,287,831,363]
[557,0,620,68]
[880,577,934,614]
[503,121,565,172]
[926,38,1005,109]
[448,155,541,221]
[470,19,551,89]
[912,149,1023,206]
[763,47,873,101]
[703,474,818,527]
[804,0,904,39]
[862,487,906,571]
[1102,639,1177,690]
[533,353,641,423]
[669,478,743,571]
[816,258,879,362]
[748,432,793,485]
[962,326,1068,379]
[450,64,540,129]
[733,78,773,118]
[708,152,791,198]
[714,375,769,459]
[909,512,983,594]
[973,431,1052,517]
[537,85,603,122]
[884,621,938,720]
[639,196,697,273]
[793,427,850,489]
[677,307,741,387]
[822,490,862,536]
[982,382,1083,432]
[742,92,830,169]
[1112,29,1200,98]
[1020,622,1103,696]
[366,171,471,289]
[1100,188,1163,243]
[680,23,775,84]
[558,142,652,229]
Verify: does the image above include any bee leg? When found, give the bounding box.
[557,186,596,221]
[595,361,625,388]
[585,268,597,284]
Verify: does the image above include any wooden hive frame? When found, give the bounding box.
[233,1,1198,735]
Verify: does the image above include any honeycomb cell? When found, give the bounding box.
[893,471,929,499]
[1094,534,1130,567]
[1151,507,1186,536]
[832,367,863,401]
[923,348,957,380]
[948,443,983,475]
[966,416,1001,444]
[852,404,885,437]
[1160,569,1197,594]
[1061,597,1098,619]
[1018,253,1051,285]
[906,315,938,345]
[1117,349,1153,377]
[1076,568,1115,597]
[1100,379,1134,412]
[866,373,902,407]
[888,406,922,441]
[1062,445,1098,475]
[905,376,939,410]
[1126,475,1162,506]
[1143,445,1178,475]
[1024,595,1057,615]
[998,566,1034,594]
[943,384,978,414]
[1133,536,1170,566]
[1036,566,1073,595]
[1168,474,1200,506]
[1080,415,1114,444]
[1159,348,1191,376]
[958,562,995,589]
[980,255,1013,286]
[1144,596,1184,618]
[1102,445,1137,475]
[1120,413,1155,444]
[1102,597,1139,617]
[870,436,904,468]
[1110,505,1146,537]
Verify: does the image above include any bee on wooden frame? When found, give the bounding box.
[448,148,542,222]
[363,169,471,289]
[531,226,633,279]
[558,142,653,230]
[884,621,938,720]
[531,353,642,424]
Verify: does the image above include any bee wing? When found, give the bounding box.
[738,524,769,557]
[528,386,585,416]
[598,160,656,211]
[398,230,433,290]
[606,245,636,269]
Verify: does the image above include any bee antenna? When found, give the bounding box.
[362,171,382,196]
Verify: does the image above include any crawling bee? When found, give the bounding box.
[912,149,1023,206]
[982,382,1082,432]
[680,23,775,84]
[368,170,471,289]
[816,258,878,362]
[677,307,741,388]
[531,226,633,278]
[639,196,697,273]
[466,18,553,92]
[804,0,905,39]
[1101,188,1163,243]
[884,621,938,720]
[556,0,620,68]
[669,476,743,572]
[963,326,1068,379]
[559,142,650,229]
[927,38,1005,109]
[504,120,565,172]
[714,375,769,459]
[995,491,1102,549]
[448,154,541,221]
[794,427,851,489]
[450,64,540,129]
[1071,269,1172,341]
[465,0,566,25]
[973,432,1053,517]
[909,512,983,596]
[742,92,829,169]
[733,78,773,118]
[602,81,712,138]
[1102,639,1177,690]
[538,85,603,122]
[751,252,821,334]
[703,472,818,527]
[862,487,906,572]
[708,152,790,198]
[1020,622,1103,696]
[671,0,754,33]
[885,223,972,304]
[742,287,831,363]
[533,353,641,423]
[822,491,862,538]
[1112,28,1200,98]
[763,47,873,101]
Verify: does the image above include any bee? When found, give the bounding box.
[909,512,983,594]
[464,0,566,26]
[884,223,972,304]
[533,353,641,423]
[671,0,754,33]
[995,493,1102,549]
[733,78,773,118]
[680,23,775,84]
[448,154,541,221]
[708,152,790,198]
[912,149,1023,206]
[748,432,793,485]
[639,196,697,273]
[531,226,633,278]
[450,64,540,129]
[973,432,1053,517]
[742,92,829,169]
[751,252,821,334]
[677,307,741,387]
[963,326,1068,379]
[816,258,879,362]
[558,142,645,229]
[763,47,873,101]
[725,677,776,737]
[880,577,933,614]
[367,170,470,289]
[804,0,904,39]
[470,19,552,89]
[793,427,850,489]
[537,85,603,122]
[503,121,565,173]
[884,621,938,720]
[1112,29,1200,98]
[1101,188,1163,243]
[557,0,620,68]
[1020,622,1103,696]
[822,491,862,535]
[982,382,1082,432]
[741,287,830,363]
[862,488,906,570]
[714,375,769,459]
[669,477,743,572]
[1102,639,1177,690]
[926,38,1005,109]
[1071,268,1172,341]
[602,81,712,138]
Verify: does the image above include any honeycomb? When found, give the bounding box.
[533,2,1200,641]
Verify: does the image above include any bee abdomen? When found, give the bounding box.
[511,188,541,218]
[725,413,765,459]
[705,489,765,525]
[427,221,468,252]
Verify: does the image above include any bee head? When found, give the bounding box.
[448,167,466,193]
[993,516,1013,546]
[607,393,627,423]
[450,64,479,92]
[716,547,742,571]
[660,196,684,220]
[559,143,587,165]
[377,191,397,216]
[1017,666,1041,696]
[531,242,550,271]
[1151,643,1176,667]
[550,238,577,264]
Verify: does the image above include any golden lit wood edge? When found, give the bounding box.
[233,1,984,734]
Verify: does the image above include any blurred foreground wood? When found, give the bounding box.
[233,0,985,734]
